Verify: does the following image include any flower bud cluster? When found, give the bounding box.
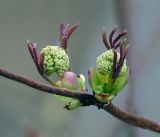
[96,49,127,75]
[41,46,70,76]
[88,26,129,103]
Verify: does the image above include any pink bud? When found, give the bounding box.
[61,71,80,90]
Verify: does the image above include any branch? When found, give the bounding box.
[103,104,160,133]
[0,68,160,133]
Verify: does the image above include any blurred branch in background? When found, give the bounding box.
[0,68,160,134]
[134,20,160,75]
[110,0,139,136]
[26,128,39,137]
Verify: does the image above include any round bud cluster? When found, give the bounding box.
[96,49,127,75]
[41,45,70,76]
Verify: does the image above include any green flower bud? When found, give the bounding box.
[41,45,70,77]
[88,26,129,103]
[96,49,127,75]
[88,50,129,103]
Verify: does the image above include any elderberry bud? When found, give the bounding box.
[88,27,129,103]
[41,46,70,77]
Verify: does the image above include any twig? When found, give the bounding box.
[0,68,160,133]
[103,104,160,133]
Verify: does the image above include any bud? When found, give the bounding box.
[41,45,70,77]
[28,23,78,80]
[96,49,127,76]
[88,27,129,103]
[88,56,128,103]
[55,71,86,110]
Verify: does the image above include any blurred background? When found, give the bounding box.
[0,0,160,137]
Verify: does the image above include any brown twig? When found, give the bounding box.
[103,104,160,133]
[0,68,160,133]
